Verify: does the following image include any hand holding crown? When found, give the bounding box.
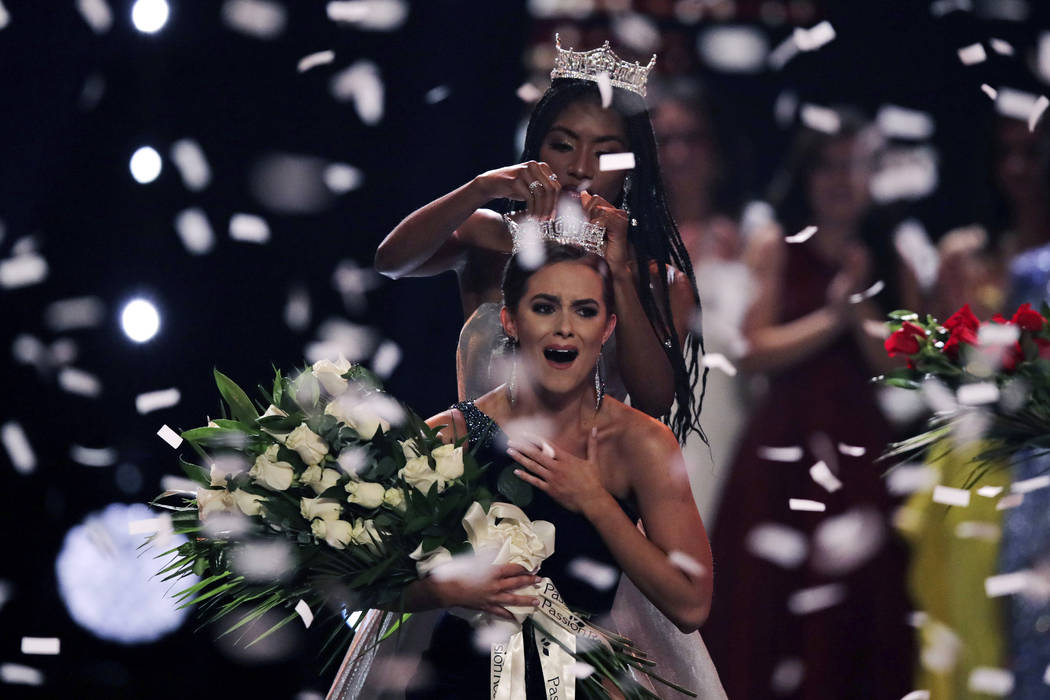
[475,160,561,220]
[580,191,629,267]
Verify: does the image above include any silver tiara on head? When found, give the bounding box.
[550,33,656,98]
[503,214,607,258]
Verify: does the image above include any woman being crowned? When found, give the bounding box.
[330,243,722,698]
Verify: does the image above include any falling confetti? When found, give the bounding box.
[876,104,935,140]
[326,0,408,31]
[789,499,826,512]
[745,523,808,568]
[996,493,1023,510]
[957,43,987,65]
[298,50,335,73]
[809,461,843,492]
[770,657,805,694]
[135,388,181,414]
[981,84,999,100]
[598,152,635,172]
[221,0,286,39]
[1028,95,1049,132]
[0,663,43,686]
[837,443,866,457]
[887,464,938,495]
[668,550,707,577]
[697,26,768,73]
[567,557,619,591]
[170,139,211,191]
[1011,474,1050,494]
[323,162,363,193]
[954,521,1000,541]
[757,445,804,462]
[156,425,183,449]
[284,286,311,332]
[977,485,1003,498]
[174,208,215,254]
[516,83,543,103]
[229,213,271,243]
[957,382,999,406]
[787,583,845,614]
[330,60,384,126]
[967,667,1014,696]
[996,87,1041,122]
[849,280,885,304]
[989,38,1014,56]
[76,0,112,33]
[932,485,970,507]
[0,253,48,289]
[2,421,36,474]
[596,71,612,108]
[45,296,106,332]
[371,340,402,379]
[793,20,836,52]
[69,445,118,467]
[20,638,60,655]
[901,691,931,700]
[701,353,737,376]
[785,225,817,243]
[424,85,450,104]
[812,508,886,574]
[58,367,102,397]
[800,104,841,134]
[870,145,939,202]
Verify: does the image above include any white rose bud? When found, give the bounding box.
[285,423,329,466]
[400,439,422,460]
[209,463,229,487]
[431,443,465,482]
[231,489,265,517]
[259,404,291,443]
[351,518,383,552]
[312,356,352,396]
[325,394,390,439]
[302,465,342,496]
[300,496,342,522]
[312,517,355,549]
[249,444,295,491]
[399,454,444,495]
[345,480,386,509]
[197,488,235,520]
[383,487,406,512]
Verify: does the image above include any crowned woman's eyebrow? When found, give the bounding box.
[571,298,599,308]
[548,125,626,146]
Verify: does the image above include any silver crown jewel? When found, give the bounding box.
[503,214,607,258]
[551,33,656,98]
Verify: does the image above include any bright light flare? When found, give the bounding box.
[120,298,161,343]
[129,146,162,184]
[131,0,169,33]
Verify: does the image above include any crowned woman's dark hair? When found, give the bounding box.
[509,78,707,444]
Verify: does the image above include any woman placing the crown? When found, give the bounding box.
[375,36,706,445]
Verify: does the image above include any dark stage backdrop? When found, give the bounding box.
[1,1,1048,698]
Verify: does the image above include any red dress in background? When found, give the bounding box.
[701,243,914,699]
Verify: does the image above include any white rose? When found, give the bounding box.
[409,543,453,577]
[351,518,383,552]
[345,480,386,509]
[383,487,406,512]
[249,444,295,491]
[300,496,342,522]
[259,404,291,443]
[312,517,355,549]
[312,356,352,396]
[197,488,235,520]
[325,394,390,439]
[432,443,465,481]
[301,465,342,496]
[400,439,422,460]
[231,489,265,517]
[209,463,229,487]
[462,501,554,572]
[399,455,444,495]
[285,423,329,466]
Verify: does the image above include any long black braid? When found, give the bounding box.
[511,79,708,445]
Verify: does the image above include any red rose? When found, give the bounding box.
[1011,303,1047,332]
[1002,341,1024,371]
[885,321,926,357]
[1036,337,1050,360]
[992,313,1010,324]
[944,304,980,333]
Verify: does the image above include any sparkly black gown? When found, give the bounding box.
[406,401,636,699]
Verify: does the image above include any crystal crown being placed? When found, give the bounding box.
[503,213,607,258]
[550,33,656,98]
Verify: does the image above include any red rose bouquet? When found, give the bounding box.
[880,302,1050,477]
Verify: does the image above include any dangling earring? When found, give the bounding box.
[594,345,606,412]
[621,174,633,217]
[507,336,519,406]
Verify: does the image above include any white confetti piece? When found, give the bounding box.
[770,657,805,694]
[746,523,808,568]
[809,461,843,493]
[967,667,1013,696]
[697,26,768,74]
[996,87,1040,122]
[128,515,171,535]
[813,508,885,575]
[957,382,999,405]
[298,50,335,73]
[773,90,798,126]
[793,20,836,52]
[757,445,803,462]
[516,82,543,103]
[284,287,311,332]
[767,35,800,71]
[1012,474,1050,494]
[567,557,619,591]
[1039,32,1050,84]
[933,485,970,507]
[0,1,9,30]
[901,691,931,700]
[157,425,183,449]
[870,145,939,202]
[160,475,199,494]
[295,599,314,628]
[957,43,987,65]
[76,0,112,33]
[800,104,841,134]
[21,637,60,655]
[595,71,612,108]
[985,570,1031,597]
[954,520,1000,541]
[789,499,826,512]
[977,485,1003,497]
[323,162,363,193]
[229,213,270,243]
[668,550,707,577]
[888,464,938,495]
[981,84,999,100]
[371,340,401,379]
[787,583,845,614]
[610,12,660,54]
[326,0,408,31]
[174,208,215,254]
[70,445,118,467]
[58,367,102,397]
[424,84,450,104]
[785,225,817,243]
[837,443,866,457]
[2,421,36,475]
[330,60,384,125]
[894,219,940,292]
[930,0,971,16]
[568,661,595,679]
[877,104,936,140]
[598,152,635,172]
[701,353,737,376]
[170,139,211,191]
[0,253,48,289]
[1043,662,1050,686]
[996,493,1023,510]
[989,38,1014,56]
[0,663,43,686]
[978,323,1019,347]
[231,541,295,581]
[222,0,286,39]
[849,279,885,304]
[921,620,961,672]
[1028,95,1049,132]
[44,296,105,331]
[135,388,181,414]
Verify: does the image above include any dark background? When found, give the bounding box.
[1,1,1048,697]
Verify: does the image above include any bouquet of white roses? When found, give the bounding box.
[153,359,696,698]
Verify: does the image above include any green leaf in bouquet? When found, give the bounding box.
[419,534,446,554]
[883,377,921,390]
[257,414,303,433]
[179,457,212,487]
[888,310,920,321]
[497,465,533,507]
[210,418,262,435]
[214,369,261,424]
[276,445,308,472]
[271,368,284,405]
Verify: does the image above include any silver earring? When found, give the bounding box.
[507,337,518,406]
[594,346,606,412]
[621,174,633,221]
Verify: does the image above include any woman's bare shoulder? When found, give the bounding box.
[604,399,679,460]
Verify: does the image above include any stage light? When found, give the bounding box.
[120,298,160,343]
[129,146,162,183]
[131,0,169,33]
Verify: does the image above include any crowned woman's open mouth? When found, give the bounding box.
[543,345,579,368]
